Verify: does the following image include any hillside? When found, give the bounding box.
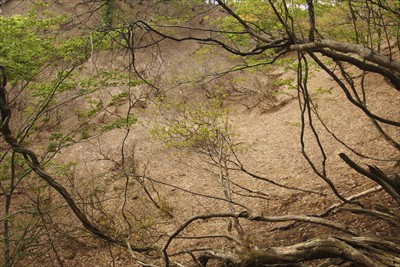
[0,1,399,266]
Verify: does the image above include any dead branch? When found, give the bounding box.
[340,153,400,205]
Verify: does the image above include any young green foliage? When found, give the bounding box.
[0,10,65,85]
[150,99,238,157]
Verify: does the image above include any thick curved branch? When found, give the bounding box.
[161,211,358,266]
[239,236,386,267]
[200,235,400,266]
[290,40,400,73]
[199,236,395,267]
[319,49,400,90]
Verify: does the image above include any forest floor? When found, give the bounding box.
[2,1,399,266]
[55,42,399,266]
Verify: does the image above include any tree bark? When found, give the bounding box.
[290,40,400,73]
